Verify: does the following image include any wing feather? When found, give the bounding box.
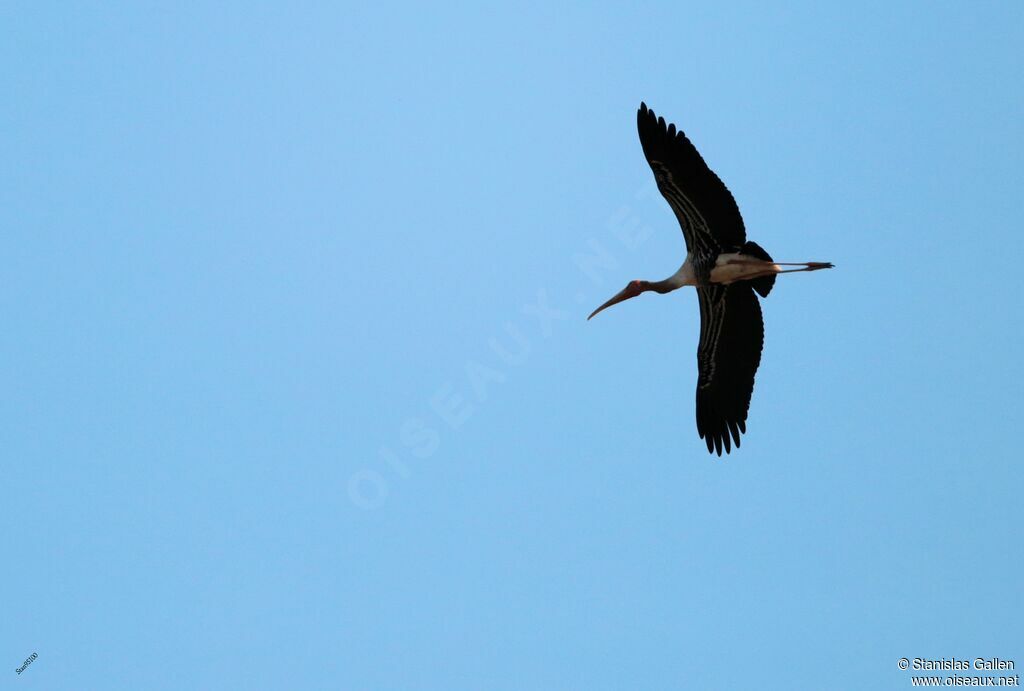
[695,285,764,455]
[637,103,746,253]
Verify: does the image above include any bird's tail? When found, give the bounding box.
[741,241,776,298]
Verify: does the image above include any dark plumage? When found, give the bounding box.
[588,103,833,455]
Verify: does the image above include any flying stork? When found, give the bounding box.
[588,103,833,455]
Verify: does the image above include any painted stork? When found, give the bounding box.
[589,103,833,455]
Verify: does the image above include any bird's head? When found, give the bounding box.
[588,280,649,320]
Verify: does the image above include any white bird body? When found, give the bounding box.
[710,253,777,284]
[667,253,782,289]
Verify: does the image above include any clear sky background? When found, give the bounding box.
[3,3,1022,690]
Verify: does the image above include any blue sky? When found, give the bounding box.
[2,2,1022,689]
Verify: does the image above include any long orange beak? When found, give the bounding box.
[587,284,641,320]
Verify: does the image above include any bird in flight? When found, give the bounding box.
[588,103,833,455]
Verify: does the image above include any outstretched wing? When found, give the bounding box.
[637,102,746,254]
[695,284,764,455]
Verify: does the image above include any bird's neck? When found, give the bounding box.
[650,257,697,293]
[646,278,680,294]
